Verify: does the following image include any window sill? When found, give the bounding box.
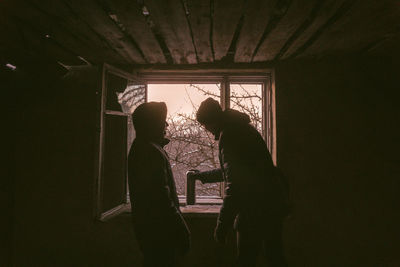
[118,200,221,219]
[181,204,220,218]
[179,197,222,217]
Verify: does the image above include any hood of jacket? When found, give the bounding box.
[132,102,169,145]
[222,108,251,127]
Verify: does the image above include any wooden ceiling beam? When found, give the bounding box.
[97,0,166,64]
[212,0,246,61]
[4,1,92,65]
[273,0,326,60]
[234,0,279,63]
[281,0,353,59]
[25,0,129,65]
[96,0,148,62]
[300,0,400,58]
[223,13,245,63]
[0,6,27,62]
[252,0,315,62]
[13,18,83,65]
[62,0,146,64]
[185,0,213,63]
[144,0,197,64]
[180,0,200,63]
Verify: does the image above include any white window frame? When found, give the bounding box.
[139,69,276,206]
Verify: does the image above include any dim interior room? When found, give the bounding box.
[2,0,400,266]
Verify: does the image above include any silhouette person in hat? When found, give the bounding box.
[192,98,288,267]
[128,102,190,267]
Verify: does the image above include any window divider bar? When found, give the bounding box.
[221,77,230,110]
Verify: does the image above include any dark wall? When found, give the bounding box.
[2,68,17,267]
[10,64,239,267]
[275,56,400,266]
[11,64,143,266]
[9,54,399,266]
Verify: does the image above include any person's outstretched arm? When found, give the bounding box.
[198,169,224,183]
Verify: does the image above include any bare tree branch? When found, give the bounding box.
[162,84,262,196]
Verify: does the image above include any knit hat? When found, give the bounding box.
[132,102,167,138]
[196,97,222,125]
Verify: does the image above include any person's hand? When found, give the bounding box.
[214,223,227,244]
[187,169,202,181]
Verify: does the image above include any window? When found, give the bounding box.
[94,64,146,221]
[147,84,222,199]
[141,70,276,206]
[94,68,275,220]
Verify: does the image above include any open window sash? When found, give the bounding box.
[95,64,146,221]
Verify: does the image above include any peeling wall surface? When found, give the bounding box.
[7,54,400,266]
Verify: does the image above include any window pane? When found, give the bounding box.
[102,114,128,212]
[105,73,146,149]
[116,81,146,149]
[105,73,127,112]
[116,81,146,115]
[230,84,263,134]
[148,84,221,197]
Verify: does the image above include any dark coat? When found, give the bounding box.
[202,109,287,231]
[128,137,190,254]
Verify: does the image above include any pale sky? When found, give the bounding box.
[147,84,220,116]
[147,83,262,120]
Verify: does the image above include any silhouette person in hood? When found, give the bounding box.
[128,102,190,267]
[192,98,288,267]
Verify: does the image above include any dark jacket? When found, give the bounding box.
[128,137,190,254]
[202,109,287,230]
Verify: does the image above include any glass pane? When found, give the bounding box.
[117,81,146,114]
[148,84,221,197]
[230,84,263,134]
[106,73,146,114]
[105,73,127,112]
[102,114,128,212]
[116,81,146,149]
[105,72,146,150]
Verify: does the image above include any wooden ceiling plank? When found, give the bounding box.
[253,0,318,62]
[63,0,146,64]
[25,0,128,65]
[0,8,26,58]
[367,32,400,56]
[186,0,213,63]
[6,1,92,65]
[1,12,79,66]
[17,19,83,65]
[234,0,278,63]
[281,0,349,59]
[301,0,400,58]
[144,0,197,64]
[101,0,166,64]
[213,0,247,61]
